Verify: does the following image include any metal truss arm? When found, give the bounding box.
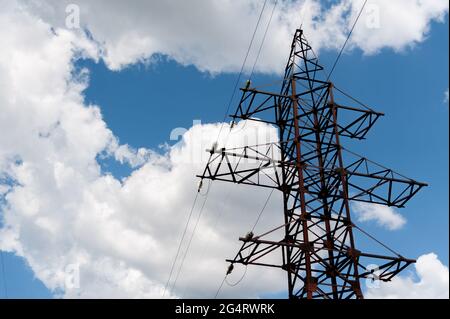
[197,145,283,189]
[227,236,415,283]
[343,155,427,208]
[230,88,384,140]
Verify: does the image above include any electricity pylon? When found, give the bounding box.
[198,29,426,299]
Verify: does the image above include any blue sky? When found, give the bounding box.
[0,2,448,298]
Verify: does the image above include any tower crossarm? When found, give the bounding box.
[329,102,384,139]
[197,144,427,208]
[226,235,415,285]
[197,143,285,189]
[342,155,428,208]
[230,87,384,141]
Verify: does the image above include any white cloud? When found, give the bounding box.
[444,88,449,103]
[366,253,449,299]
[20,0,449,73]
[0,2,284,298]
[349,0,449,54]
[0,0,448,299]
[352,202,406,230]
[110,143,154,169]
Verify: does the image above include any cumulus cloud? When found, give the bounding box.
[0,0,448,299]
[349,0,449,54]
[0,2,285,298]
[352,202,406,231]
[444,88,449,103]
[366,253,449,299]
[21,0,449,73]
[110,143,154,169]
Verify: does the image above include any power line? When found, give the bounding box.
[326,0,368,81]
[251,188,274,232]
[215,264,249,298]
[353,224,402,258]
[225,265,248,287]
[170,186,211,293]
[162,191,200,297]
[249,0,279,80]
[333,84,376,111]
[214,188,274,298]
[215,0,270,143]
[214,275,227,299]
[178,186,232,298]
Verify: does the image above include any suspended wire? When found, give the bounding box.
[215,264,249,298]
[341,146,420,182]
[225,265,248,287]
[170,185,212,293]
[214,188,274,298]
[215,0,269,143]
[353,224,403,258]
[178,187,233,298]
[256,215,295,240]
[249,0,279,80]
[214,189,270,297]
[214,275,227,299]
[333,84,376,112]
[252,78,285,90]
[251,188,274,232]
[180,176,273,297]
[213,188,273,299]
[198,178,212,197]
[0,250,7,299]
[162,191,200,297]
[326,0,368,81]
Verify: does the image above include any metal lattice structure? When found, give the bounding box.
[198,29,426,299]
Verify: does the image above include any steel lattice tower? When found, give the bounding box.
[198,29,426,299]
